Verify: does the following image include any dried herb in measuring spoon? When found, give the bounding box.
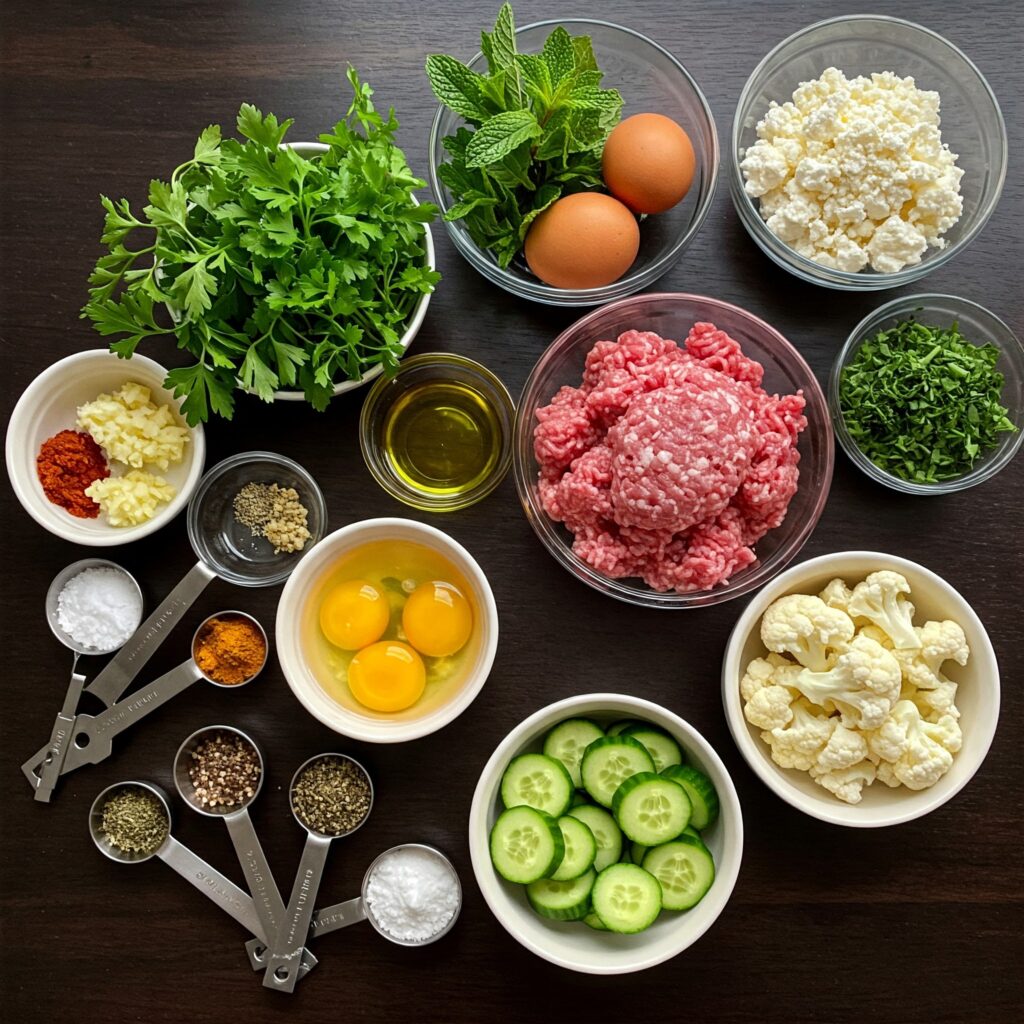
[292,757,372,836]
[839,316,1017,483]
[100,787,169,855]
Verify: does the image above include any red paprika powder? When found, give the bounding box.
[36,430,109,518]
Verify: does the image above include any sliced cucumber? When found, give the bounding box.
[612,772,691,845]
[607,719,645,736]
[661,765,719,830]
[591,863,663,934]
[526,869,595,921]
[641,841,715,910]
[570,789,591,809]
[631,841,649,865]
[580,736,655,808]
[583,910,608,931]
[567,804,622,872]
[681,825,707,848]
[622,726,684,773]
[489,807,564,884]
[543,719,605,788]
[500,753,573,817]
[550,815,597,881]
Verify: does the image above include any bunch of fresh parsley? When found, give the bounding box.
[82,67,439,425]
[426,3,623,268]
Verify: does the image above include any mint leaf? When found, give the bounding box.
[425,54,488,122]
[465,109,541,167]
[515,54,552,106]
[541,26,575,84]
[571,35,598,71]
[481,2,517,73]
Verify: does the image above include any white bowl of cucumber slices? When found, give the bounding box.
[469,694,743,974]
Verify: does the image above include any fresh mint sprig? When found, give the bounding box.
[83,67,439,425]
[426,3,622,268]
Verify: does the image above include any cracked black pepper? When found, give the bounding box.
[188,731,262,809]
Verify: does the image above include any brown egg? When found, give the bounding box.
[524,193,640,290]
[602,113,697,214]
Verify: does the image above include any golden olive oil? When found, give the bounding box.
[382,381,501,497]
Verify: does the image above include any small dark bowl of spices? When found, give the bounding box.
[174,725,264,815]
[187,451,327,587]
[90,782,171,863]
[831,294,1023,495]
[192,611,268,687]
[290,754,374,838]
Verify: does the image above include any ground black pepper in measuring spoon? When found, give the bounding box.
[188,731,262,809]
[100,787,169,855]
[292,756,373,836]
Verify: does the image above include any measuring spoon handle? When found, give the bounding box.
[63,660,202,771]
[310,896,367,935]
[24,666,86,801]
[157,834,266,941]
[225,811,286,935]
[85,561,216,707]
[263,834,331,993]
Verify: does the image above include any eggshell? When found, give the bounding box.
[524,193,640,290]
[602,113,697,214]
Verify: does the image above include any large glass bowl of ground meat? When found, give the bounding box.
[514,293,833,608]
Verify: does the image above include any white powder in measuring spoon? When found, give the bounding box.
[364,846,460,943]
[57,566,142,651]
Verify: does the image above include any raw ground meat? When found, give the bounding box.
[532,324,807,593]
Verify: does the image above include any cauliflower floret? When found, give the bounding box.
[790,634,902,729]
[814,722,869,773]
[741,654,799,729]
[812,759,876,804]
[911,678,960,721]
[875,760,901,788]
[894,620,969,690]
[760,594,856,672]
[866,700,962,790]
[761,698,834,770]
[847,570,920,650]
[818,577,871,627]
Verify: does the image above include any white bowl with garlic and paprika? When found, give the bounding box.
[6,349,205,545]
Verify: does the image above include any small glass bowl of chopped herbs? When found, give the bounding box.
[426,14,718,307]
[830,294,1023,494]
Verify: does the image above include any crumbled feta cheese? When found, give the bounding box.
[740,68,964,274]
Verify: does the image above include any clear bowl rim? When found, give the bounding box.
[829,292,1024,494]
[729,14,1009,290]
[359,352,516,511]
[513,291,835,608]
[427,17,721,307]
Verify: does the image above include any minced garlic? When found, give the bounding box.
[86,470,176,527]
[77,381,189,471]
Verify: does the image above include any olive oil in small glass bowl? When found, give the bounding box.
[360,354,515,512]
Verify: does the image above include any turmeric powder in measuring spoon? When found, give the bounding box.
[193,614,268,685]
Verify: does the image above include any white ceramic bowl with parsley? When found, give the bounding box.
[722,551,1001,827]
[469,694,743,974]
[830,294,1023,494]
[272,142,435,401]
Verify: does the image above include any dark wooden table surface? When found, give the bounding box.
[2,1,1022,1021]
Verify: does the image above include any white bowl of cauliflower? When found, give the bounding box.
[721,551,999,827]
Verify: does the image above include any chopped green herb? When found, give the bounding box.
[82,67,439,424]
[839,316,1017,484]
[426,3,622,268]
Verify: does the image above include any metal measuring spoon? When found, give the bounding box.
[243,843,461,970]
[173,725,316,976]
[24,452,325,783]
[60,611,265,776]
[89,781,272,942]
[23,559,143,801]
[262,754,374,993]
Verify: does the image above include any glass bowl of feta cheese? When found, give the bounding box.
[730,15,1007,290]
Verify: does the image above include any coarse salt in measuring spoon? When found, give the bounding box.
[364,845,460,943]
[57,566,143,651]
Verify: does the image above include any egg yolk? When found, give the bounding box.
[347,641,426,712]
[319,579,390,650]
[402,581,473,658]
